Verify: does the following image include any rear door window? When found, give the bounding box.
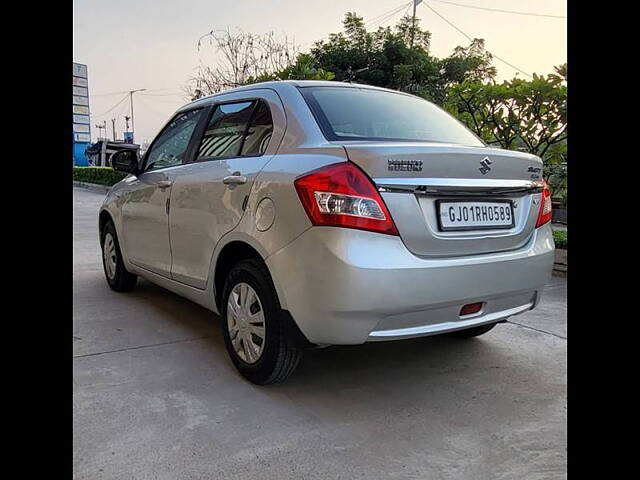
[196,100,274,161]
[197,102,255,159]
[241,101,273,156]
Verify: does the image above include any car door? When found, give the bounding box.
[168,90,286,289]
[121,108,205,277]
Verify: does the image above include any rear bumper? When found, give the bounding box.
[266,224,554,345]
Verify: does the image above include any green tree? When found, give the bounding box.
[441,39,496,84]
[444,67,567,164]
[308,12,380,83]
[305,12,494,104]
[245,54,335,83]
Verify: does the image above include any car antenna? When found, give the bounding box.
[347,66,369,83]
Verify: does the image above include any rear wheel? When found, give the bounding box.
[101,221,137,292]
[450,323,497,338]
[221,259,301,385]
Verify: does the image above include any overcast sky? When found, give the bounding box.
[73,0,566,145]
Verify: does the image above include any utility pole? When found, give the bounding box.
[128,88,146,143]
[411,0,422,48]
[111,118,117,141]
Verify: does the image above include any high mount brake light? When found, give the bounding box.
[294,162,399,236]
[535,180,553,227]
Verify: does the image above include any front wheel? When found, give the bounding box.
[101,221,137,292]
[221,259,301,385]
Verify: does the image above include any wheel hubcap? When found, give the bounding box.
[227,282,265,364]
[103,233,117,280]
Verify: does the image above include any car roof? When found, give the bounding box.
[178,80,397,111]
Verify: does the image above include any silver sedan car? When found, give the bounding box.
[100,81,554,384]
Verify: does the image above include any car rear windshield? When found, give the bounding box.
[300,86,484,146]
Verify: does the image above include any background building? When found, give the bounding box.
[73,63,91,166]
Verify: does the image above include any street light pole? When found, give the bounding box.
[94,120,107,140]
[129,88,146,143]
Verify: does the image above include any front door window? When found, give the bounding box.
[145,109,203,170]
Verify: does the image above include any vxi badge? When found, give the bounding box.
[388,160,423,172]
[527,166,542,179]
[478,156,492,175]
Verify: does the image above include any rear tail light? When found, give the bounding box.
[535,180,553,227]
[294,162,399,235]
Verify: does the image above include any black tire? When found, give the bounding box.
[101,221,137,292]
[221,259,301,385]
[450,322,497,338]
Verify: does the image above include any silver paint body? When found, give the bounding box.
[100,81,554,345]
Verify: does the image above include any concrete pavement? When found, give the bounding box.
[73,187,566,480]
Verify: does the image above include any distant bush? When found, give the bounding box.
[73,167,126,186]
[547,163,567,207]
[553,229,567,249]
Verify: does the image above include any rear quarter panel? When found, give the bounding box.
[209,146,350,311]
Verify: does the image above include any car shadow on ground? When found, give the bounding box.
[122,277,543,403]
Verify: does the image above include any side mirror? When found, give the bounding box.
[111,149,140,174]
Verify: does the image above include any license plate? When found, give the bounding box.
[437,200,515,231]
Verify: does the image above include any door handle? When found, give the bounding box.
[222,173,247,185]
[157,180,172,189]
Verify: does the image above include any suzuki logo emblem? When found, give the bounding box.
[479,157,492,175]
